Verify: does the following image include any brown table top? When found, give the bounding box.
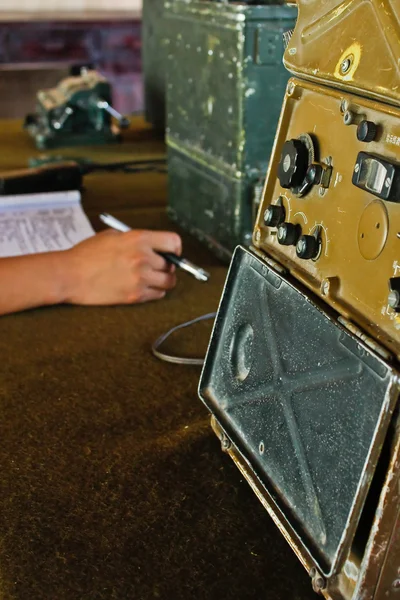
[0,119,311,600]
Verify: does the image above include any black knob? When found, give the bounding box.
[388,277,400,311]
[297,164,323,196]
[277,139,310,189]
[264,204,285,227]
[296,235,320,259]
[388,290,400,311]
[357,120,377,143]
[277,222,301,246]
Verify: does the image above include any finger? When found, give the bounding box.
[146,269,177,291]
[144,250,170,272]
[144,231,182,255]
[142,251,176,273]
[135,288,166,304]
[152,255,176,274]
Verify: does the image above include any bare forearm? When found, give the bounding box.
[0,252,71,316]
[0,229,181,316]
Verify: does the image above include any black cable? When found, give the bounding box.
[82,158,166,174]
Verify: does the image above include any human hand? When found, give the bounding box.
[63,229,182,305]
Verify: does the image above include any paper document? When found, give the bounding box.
[0,190,94,258]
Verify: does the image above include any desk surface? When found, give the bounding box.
[0,120,311,600]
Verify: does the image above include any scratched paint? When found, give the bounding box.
[165,0,296,255]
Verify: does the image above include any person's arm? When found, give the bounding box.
[0,229,182,316]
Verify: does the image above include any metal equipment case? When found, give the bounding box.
[199,245,400,600]
[165,0,297,260]
[142,0,167,131]
[199,0,400,597]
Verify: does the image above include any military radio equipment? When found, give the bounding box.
[24,68,130,150]
[199,1,400,599]
[165,0,297,261]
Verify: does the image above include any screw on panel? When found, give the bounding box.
[319,187,326,197]
[315,577,326,591]
[221,435,231,452]
[340,57,352,74]
[392,578,400,590]
[343,110,355,125]
[354,164,360,173]
[340,99,350,113]
[309,567,327,595]
[255,229,261,242]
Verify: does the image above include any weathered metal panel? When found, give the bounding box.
[142,0,167,130]
[284,0,400,107]
[165,0,297,258]
[199,246,400,586]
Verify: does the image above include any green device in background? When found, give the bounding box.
[165,0,297,260]
[24,68,130,150]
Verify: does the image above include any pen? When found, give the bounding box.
[99,213,210,283]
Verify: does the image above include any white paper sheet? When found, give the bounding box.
[0,190,94,258]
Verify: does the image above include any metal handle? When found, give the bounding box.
[52,106,74,130]
[96,100,130,129]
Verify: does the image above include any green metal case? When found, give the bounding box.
[142,0,167,131]
[165,0,297,260]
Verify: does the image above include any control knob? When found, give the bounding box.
[277,222,301,246]
[296,234,320,260]
[264,204,286,227]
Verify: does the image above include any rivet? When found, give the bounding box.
[315,577,326,590]
[287,81,295,96]
[340,57,351,74]
[221,436,231,451]
[321,279,330,296]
